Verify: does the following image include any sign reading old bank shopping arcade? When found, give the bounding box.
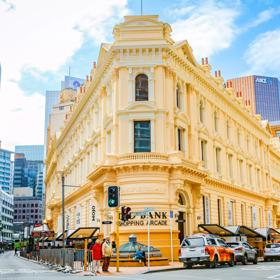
[120,211,170,227]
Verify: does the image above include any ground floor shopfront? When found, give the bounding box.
[46,162,280,260]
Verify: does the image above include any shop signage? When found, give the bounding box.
[120,211,168,227]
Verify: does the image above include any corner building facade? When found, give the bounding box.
[45,16,280,260]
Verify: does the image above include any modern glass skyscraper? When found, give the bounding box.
[0,142,13,194]
[14,145,44,199]
[228,75,280,122]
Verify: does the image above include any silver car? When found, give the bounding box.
[227,242,258,264]
[264,243,280,261]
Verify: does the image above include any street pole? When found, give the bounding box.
[147,212,150,272]
[115,207,120,272]
[61,174,65,267]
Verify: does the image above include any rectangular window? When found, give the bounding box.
[106,131,112,154]
[239,159,244,184]
[217,199,222,225]
[228,201,234,226]
[228,154,233,179]
[241,204,245,225]
[251,206,257,228]
[134,121,151,153]
[256,169,260,188]
[177,128,184,151]
[200,140,207,167]
[203,195,210,224]
[248,164,253,185]
[215,147,221,174]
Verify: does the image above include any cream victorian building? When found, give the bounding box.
[45,15,280,259]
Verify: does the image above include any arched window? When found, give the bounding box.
[178,193,185,206]
[135,74,148,101]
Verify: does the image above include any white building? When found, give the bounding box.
[0,189,13,244]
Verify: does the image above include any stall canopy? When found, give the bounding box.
[32,223,54,238]
[67,227,100,240]
[56,229,75,241]
[255,228,280,241]
[198,224,237,236]
[238,226,265,239]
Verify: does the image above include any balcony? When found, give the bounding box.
[117,152,168,165]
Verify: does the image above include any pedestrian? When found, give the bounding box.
[134,246,146,266]
[92,239,102,275]
[14,247,18,256]
[102,237,112,272]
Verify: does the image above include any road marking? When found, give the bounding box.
[0,268,56,274]
[241,265,280,271]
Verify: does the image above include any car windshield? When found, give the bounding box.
[227,243,240,248]
[266,243,280,248]
[182,238,205,248]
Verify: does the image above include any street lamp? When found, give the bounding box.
[60,173,79,267]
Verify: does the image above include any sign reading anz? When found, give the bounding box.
[255,76,273,85]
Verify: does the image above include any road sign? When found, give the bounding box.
[102,221,113,225]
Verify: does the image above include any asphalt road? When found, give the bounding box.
[1,251,280,279]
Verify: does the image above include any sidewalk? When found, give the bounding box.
[76,262,183,276]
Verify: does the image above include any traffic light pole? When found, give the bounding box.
[115,207,120,272]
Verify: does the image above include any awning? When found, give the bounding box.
[56,229,75,241]
[198,224,237,236]
[239,226,265,239]
[255,228,280,240]
[67,227,100,240]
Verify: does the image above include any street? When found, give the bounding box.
[2,252,280,280]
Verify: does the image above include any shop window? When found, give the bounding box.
[134,121,151,152]
[135,74,148,101]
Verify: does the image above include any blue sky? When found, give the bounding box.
[0,0,279,149]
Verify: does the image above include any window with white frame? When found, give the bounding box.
[135,74,148,101]
[134,121,151,152]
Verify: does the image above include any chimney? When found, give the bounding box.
[86,75,89,82]
[215,71,218,77]
[205,57,208,65]
[218,70,221,77]
[202,58,205,65]
[93,61,97,69]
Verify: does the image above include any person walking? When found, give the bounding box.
[102,237,112,272]
[91,239,102,275]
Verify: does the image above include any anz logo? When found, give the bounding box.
[255,77,273,85]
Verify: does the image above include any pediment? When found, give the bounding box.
[174,40,197,66]
[126,101,156,111]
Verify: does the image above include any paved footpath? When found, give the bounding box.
[2,251,280,280]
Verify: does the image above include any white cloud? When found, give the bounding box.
[171,1,239,59]
[244,29,280,76]
[0,0,128,150]
[242,7,280,31]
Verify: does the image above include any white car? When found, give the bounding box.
[264,243,280,261]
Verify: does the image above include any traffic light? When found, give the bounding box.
[108,186,119,207]
[121,206,131,222]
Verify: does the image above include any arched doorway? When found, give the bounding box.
[177,193,187,243]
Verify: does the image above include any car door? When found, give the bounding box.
[243,242,253,260]
[216,239,229,262]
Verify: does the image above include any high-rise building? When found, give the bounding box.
[0,189,14,244]
[44,76,84,149]
[228,75,280,122]
[14,145,44,199]
[0,141,13,194]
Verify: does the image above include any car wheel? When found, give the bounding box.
[242,255,248,265]
[210,255,218,268]
[184,263,192,269]
[229,255,235,267]
[253,256,258,264]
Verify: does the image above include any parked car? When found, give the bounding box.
[227,241,258,264]
[264,243,280,261]
[179,234,235,269]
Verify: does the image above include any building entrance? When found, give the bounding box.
[178,211,186,243]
